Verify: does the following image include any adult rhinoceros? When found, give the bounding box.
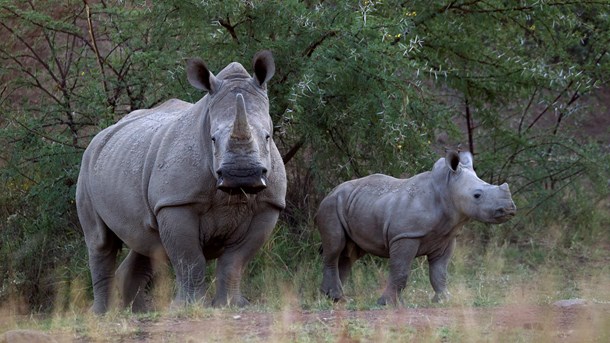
[316,151,516,306]
[76,51,286,314]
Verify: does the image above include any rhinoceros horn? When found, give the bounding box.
[230,93,252,141]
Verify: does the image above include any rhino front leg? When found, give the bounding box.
[211,206,279,307]
[157,206,207,308]
[377,238,420,306]
[428,238,455,303]
[211,251,250,307]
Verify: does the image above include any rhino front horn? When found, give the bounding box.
[231,93,252,141]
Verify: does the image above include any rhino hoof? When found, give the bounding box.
[377,295,402,307]
[432,291,451,303]
[233,296,250,307]
[332,296,347,303]
[211,295,250,308]
[376,296,392,306]
[322,288,344,302]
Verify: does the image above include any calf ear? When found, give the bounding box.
[459,151,474,170]
[187,58,220,94]
[252,50,275,87]
[445,150,461,172]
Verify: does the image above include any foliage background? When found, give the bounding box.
[0,0,608,313]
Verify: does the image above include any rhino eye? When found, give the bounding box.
[265,134,270,142]
[473,193,481,199]
[211,136,216,143]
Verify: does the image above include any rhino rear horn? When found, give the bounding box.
[187,58,220,94]
[231,94,252,140]
[252,50,275,87]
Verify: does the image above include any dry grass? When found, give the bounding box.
[1,246,609,342]
[2,200,609,342]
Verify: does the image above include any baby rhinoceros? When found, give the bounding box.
[316,151,516,305]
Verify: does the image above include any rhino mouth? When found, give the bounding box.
[216,167,268,194]
[217,178,267,194]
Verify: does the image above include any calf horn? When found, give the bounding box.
[230,93,252,141]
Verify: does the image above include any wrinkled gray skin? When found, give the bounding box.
[76,51,286,314]
[316,151,516,306]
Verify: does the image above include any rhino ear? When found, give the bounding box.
[445,150,461,173]
[252,50,275,87]
[187,58,220,94]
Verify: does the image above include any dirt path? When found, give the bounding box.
[41,300,608,342]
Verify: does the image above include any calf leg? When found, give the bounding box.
[316,204,347,302]
[428,238,455,303]
[115,250,154,312]
[338,240,365,285]
[377,238,420,306]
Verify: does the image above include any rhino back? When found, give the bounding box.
[78,98,212,246]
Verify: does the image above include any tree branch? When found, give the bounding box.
[217,16,239,43]
[302,30,337,57]
[518,88,537,135]
[83,0,110,105]
[464,95,475,155]
[525,80,573,132]
[13,118,86,150]
[282,136,305,165]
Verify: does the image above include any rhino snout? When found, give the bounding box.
[216,165,268,194]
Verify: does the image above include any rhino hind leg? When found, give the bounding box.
[84,220,122,314]
[77,185,122,314]
[115,250,154,312]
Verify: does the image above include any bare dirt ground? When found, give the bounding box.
[32,300,606,342]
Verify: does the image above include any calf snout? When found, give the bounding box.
[216,164,268,194]
[493,202,517,222]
